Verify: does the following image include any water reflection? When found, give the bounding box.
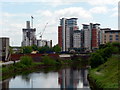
[1,67,90,89]
[58,68,90,90]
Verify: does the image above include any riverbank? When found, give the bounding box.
[89,55,119,89]
[1,55,73,81]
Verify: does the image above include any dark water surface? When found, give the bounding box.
[1,67,90,89]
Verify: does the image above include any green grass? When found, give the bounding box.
[89,55,119,88]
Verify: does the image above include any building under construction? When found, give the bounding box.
[22,20,52,47]
[22,21,37,46]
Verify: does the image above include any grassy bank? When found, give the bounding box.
[89,55,119,89]
[2,55,73,80]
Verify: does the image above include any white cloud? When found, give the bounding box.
[55,7,92,19]
[37,10,52,17]
[89,6,108,14]
[110,7,118,17]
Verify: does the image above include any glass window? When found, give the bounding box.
[116,38,119,40]
[110,38,112,40]
[109,35,113,37]
[116,35,119,37]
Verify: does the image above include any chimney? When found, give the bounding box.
[26,21,30,29]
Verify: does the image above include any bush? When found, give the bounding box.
[20,56,33,66]
[42,56,57,65]
[22,46,33,54]
[90,53,104,68]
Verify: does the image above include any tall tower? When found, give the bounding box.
[82,23,100,51]
[22,21,37,46]
[58,18,78,51]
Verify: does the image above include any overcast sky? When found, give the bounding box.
[0,0,119,46]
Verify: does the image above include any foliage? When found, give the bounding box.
[42,56,57,65]
[52,44,61,53]
[31,45,38,51]
[89,55,119,88]
[38,46,52,53]
[90,53,104,68]
[90,42,120,68]
[20,56,33,66]
[22,46,33,54]
[9,46,13,54]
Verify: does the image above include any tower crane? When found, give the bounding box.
[36,22,48,40]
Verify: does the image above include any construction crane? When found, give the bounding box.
[36,22,48,40]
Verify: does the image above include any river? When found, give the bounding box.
[1,66,90,89]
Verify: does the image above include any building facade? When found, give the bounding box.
[104,30,120,44]
[82,23,100,51]
[73,30,81,48]
[22,21,37,46]
[37,40,52,48]
[100,28,111,45]
[58,18,79,51]
[0,37,10,61]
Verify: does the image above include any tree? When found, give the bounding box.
[22,46,33,54]
[52,44,61,53]
[31,45,38,51]
[90,53,104,68]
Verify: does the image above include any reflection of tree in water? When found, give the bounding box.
[21,74,31,84]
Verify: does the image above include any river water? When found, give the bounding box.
[1,67,90,89]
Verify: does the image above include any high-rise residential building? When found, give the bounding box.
[82,24,91,51]
[91,23,100,50]
[58,18,79,51]
[58,26,62,48]
[22,21,37,46]
[73,30,81,48]
[104,30,120,44]
[82,23,100,51]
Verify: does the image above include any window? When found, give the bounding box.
[109,35,113,37]
[110,38,112,40]
[116,38,119,40]
[116,35,119,37]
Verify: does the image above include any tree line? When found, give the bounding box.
[90,42,120,68]
[10,44,61,54]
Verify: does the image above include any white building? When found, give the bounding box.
[82,24,91,51]
[73,30,81,48]
[37,40,52,48]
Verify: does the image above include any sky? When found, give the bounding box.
[0,0,119,46]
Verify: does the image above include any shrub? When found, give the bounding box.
[42,56,57,65]
[22,46,33,54]
[90,53,104,68]
[20,56,33,66]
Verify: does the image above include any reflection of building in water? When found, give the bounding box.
[58,68,80,90]
[81,68,89,88]
[0,78,10,90]
[58,68,89,89]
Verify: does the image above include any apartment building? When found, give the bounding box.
[58,18,79,51]
[73,30,81,48]
[82,23,100,51]
[104,30,120,44]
